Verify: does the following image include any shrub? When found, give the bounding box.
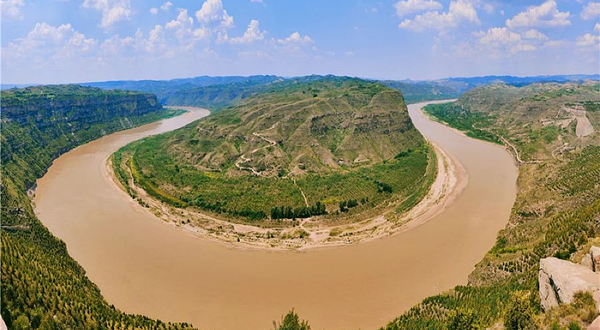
[504,291,537,330]
[273,310,310,330]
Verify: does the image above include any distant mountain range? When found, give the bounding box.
[2,74,598,109]
[421,74,600,93]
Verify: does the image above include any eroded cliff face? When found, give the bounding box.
[1,85,161,126]
[1,84,165,193]
[0,84,193,329]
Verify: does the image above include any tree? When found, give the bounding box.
[446,308,481,330]
[39,315,62,330]
[273,310,310,330]
[13,315,32,330]
[504,291,537,330]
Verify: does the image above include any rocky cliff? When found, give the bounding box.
[1,85,166,191]
[1,84,192,329]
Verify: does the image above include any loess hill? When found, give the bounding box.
[115,77,432,223]
[386,82,600,330]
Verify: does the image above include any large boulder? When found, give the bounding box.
[539,257,600,312]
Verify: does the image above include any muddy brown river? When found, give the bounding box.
[34,102,518,330]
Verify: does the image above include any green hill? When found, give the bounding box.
[1,85,193,330]
[114,77,433,224]
[385,82,600,329]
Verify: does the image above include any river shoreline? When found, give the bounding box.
[33,101,517,330]
[105,104,468,251]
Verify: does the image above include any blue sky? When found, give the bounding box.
[1,0,599,84]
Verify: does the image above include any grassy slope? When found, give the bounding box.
[384,82,600,329]
[115,77,433,223]
[1,85,194,330]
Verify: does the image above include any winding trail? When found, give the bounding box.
[34,102,517,330]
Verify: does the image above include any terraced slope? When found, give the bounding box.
[115,77,432,226]
[427,82,600,161]
[385,82,600,329]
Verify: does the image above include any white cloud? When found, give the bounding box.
[1,0,24,20]
[100,34,134,57]
[4,22,97,60]
[476,27,544,54]
[273,31,314,54]
[144,25,166,53]
[150,7,158,15]
[83,0,132,29]
[394,0,442,18]
[595,22,600,32]
[160,1,172,11]
[345,50,354,56]
[165,8,208,44]
[165,8,193,30]
[250,0,263,3]
[576,33,600,47]
[522,29,548,40]
[228,19,265,44]
[277,31,313,45]
[580,2,600,20]
[196,0,234,28]
[505,1,570,29]
[398,0,480,32]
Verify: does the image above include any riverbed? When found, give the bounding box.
[34,102,517,330]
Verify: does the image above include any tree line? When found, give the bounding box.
[270,202,326,219]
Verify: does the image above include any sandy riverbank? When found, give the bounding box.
[34,101,517,330]
[106,106,468,251]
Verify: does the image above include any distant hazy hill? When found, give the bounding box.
[430,74,600,93]
[30,74,594,110]
[115,77,433,221]
[81,75,283,110]
[379,80,460,103]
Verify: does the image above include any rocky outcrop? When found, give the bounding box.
[539,257,600,312]
[581,246,600,272]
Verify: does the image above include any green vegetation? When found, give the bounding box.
[1,85,194,329]
[446,308,482,330]
[115,77,433,224]
[273,310,310,330]
[543,292,598,329]
[424,102,501,143]
[270,202,326,220]
[383,82,600,330]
